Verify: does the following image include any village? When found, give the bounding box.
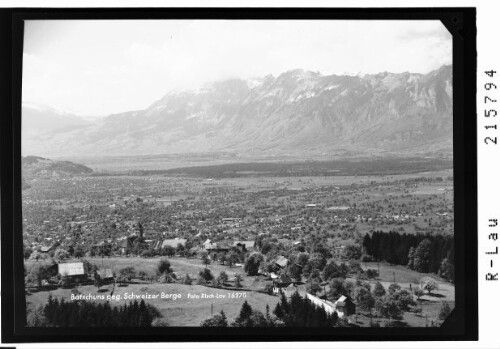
[23,169,455,327]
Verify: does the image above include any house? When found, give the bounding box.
[275,256,289,269]
[161,238,187,249]
[273,273,292,288]
[334,295,356,318]
[98,268,114,281]
[58,262,87,278]
[272,274,294,294]
[40,246,52,253]
[119,236,136,255]
[232,240,255,252]
[206,243,230,258]
[203,239,214,250]
[203,239,230,254]
[273,283,299,297]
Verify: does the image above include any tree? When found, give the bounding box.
[343,244,362,260]
[234,273,243,288]
[232,301,254,327]
[54,248,70,261]
[226,251,239,267]
[343,280,355,298]
[26,263,54,287]
[200,251,211,268]
[388,283,401,295]
[355,287,375,313]
[157,258,173,276]
[372,282,386,298]
[118,267,136,281]
[392,289,416,311]
[306,280,322,296]
[322,261,340,281]
[60,273,71,288]
[244,252,264,276]
[414,288,424,300]
[407,246,415,270]
[420,277,439,295]
[289,263,302,280]
[327,278,347,301]
[296,252,310,267]
[217,271,229,286]
[161,245,176,258]
[73,246,84,259]
[198,268,214,284]
[413,239,432,272]
[375,295,403,320]
[182,274,193,285]
[438,301,452,320]
[200,311,228,327]
[308,252,327,271]
[365,269,379,279]
[94,273,103,290]
[438,257,454,283]
[176,243,185,256]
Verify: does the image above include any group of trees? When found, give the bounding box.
[363,231,454,282]
[374,283,416,321]
[27,296,161,327]
[200,292,341,328]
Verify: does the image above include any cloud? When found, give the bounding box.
[22,20,452,116]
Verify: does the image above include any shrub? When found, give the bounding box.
[217,271,229,286]
[182,274,193,285]
[264,283,274,295]
[137,270,147,280]
[157,258,173,276]
[365,269,379,279]
[199,268,214,281]
[118,266,136,280]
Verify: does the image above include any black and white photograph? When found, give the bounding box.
[19,18,457,330]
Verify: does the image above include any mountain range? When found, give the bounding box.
[22,65,453,159]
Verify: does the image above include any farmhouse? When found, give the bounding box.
[334,295,356,318]
[58,262,87,278]
[232,240,255,252]
[119,236,136,254]
[203,239,230,253]
[98,268,114,281]
[275,256,289,269]
[272,274,293,294]
[161,238,187,249]
[40,245,52,253]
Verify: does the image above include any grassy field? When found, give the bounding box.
[26,282,279,327]
[25,256,454,327]
[25,256,279,326]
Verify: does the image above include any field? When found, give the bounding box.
[25,255,454,327]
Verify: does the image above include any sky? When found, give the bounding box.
[22,20,452,117]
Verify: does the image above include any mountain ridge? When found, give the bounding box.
[22,65,453,159]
